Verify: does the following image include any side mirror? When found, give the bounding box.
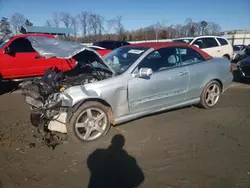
[193,44,200,48]
[3,46,12,54]
[133,68,153,78]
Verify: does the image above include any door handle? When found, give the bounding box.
[179,72,188,76]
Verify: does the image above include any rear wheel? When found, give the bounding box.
[223,54,230,61]
[67,101,111,143]
[199,80,221,109]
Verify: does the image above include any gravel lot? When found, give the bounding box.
[0,80,250,188]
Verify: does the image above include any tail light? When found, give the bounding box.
[230,64,233,73]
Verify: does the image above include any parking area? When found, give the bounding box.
[0,80,250,188]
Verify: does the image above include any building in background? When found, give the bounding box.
[221,30,250,45]
[20,25,74,37]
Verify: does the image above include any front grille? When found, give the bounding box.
[241,67,250,76]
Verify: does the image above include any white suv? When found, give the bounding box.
[172,36,234,60]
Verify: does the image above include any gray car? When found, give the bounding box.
[21,36,233,143]
[233,45,247,61]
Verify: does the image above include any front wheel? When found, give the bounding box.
[199,80,221,109]
[67,101,111,143]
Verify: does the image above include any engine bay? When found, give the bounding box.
[21,59,112,100]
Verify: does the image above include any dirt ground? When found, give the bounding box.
[1,80,250,188]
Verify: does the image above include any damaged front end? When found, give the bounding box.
[20,36,116,147]
[20,69,69,147]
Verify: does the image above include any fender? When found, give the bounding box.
[66,97,114,124]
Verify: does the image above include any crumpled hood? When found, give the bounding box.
[27,36,116,74]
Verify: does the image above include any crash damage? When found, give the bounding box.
[20,36,116,147]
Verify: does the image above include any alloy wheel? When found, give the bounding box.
[74,108,108,141]
[205,83,220,107]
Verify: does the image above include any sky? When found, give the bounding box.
[0,0,249,31]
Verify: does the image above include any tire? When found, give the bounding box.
[199,80,221,109]
[67,101,111,143]
[223,55,230,61]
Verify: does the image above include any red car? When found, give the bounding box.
[0,34,77,82]
[88,45,112,56]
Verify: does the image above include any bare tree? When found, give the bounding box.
[45,20,53,27]
[52,12,60,28]
[90,14,99,36]
[9,13,26,35]
[0,17,12,40]
[60,12,73,28]
[105,19,116,39]
[86,14,93,38]
[114,16,125,40]
[153,22,162,40]
[173,24,182,37]
[71,16,78,37]
[184,18,194,37]
[200,20,208,35]
[206,22,221,35]
[96,15,104,37]
[78,11,89,37]
[25,19,33,26]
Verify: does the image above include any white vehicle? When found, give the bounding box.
[172,36,234,60]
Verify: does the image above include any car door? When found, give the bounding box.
[177,46,211,100]
[191,37,221,57]
[216,37,233,58]
[128,47,189,114]
[2,37,63,78]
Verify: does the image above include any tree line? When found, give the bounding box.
[0,12,222,43]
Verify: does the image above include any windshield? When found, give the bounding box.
[172,39,193,44]
[0,37,12,48]
[233,45,241,51]
[103,46,150,74]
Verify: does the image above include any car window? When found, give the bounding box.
[241,46,246,50]
[104,46,150,74]
[101,41,115,50]
[137,47,205,72]
[201,38,219,48]
[192,39,206,49]
[0,37,13,49]
[176,47,205,65]
[193,38,219,49]
[173,39,193,44]
[8,38,36,53]
[138,47,182,72]
[217,38,228,46]
[233,46,241,51]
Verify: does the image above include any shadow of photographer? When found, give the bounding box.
[87,134,145,188]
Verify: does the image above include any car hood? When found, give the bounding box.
[27,36,116,74]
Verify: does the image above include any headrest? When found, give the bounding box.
[168,55,179,64]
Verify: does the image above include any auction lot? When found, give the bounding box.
[1,80,250,187]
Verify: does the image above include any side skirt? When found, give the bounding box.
[114,98,200,125]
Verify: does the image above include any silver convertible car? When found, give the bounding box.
[20,36,233,143]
